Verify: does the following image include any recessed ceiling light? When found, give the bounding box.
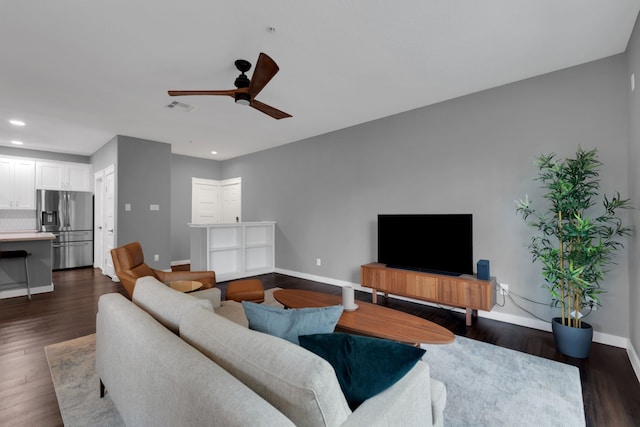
[211,151,218,155]
[9,119,25,126]
[11,140,24,145]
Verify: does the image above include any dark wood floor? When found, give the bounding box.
[1,268,638,426]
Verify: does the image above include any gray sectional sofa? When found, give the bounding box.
[96,276,446,426]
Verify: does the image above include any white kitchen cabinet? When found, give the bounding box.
[36,161,92,191]
[0,157,36,209]
[190,222,275,282]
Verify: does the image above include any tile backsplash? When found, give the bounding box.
[0,210,37,231]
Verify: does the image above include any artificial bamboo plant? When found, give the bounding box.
[516,147,632,328]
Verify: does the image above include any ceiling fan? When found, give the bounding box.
[168,52,292,120]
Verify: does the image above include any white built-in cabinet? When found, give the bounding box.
[36,161,92,192]
[190,222,275,282]
[0,157,36,209]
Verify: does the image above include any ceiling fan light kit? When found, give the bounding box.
[235,92,251,106]
[168,52,291,119]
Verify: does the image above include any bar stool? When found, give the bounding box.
[0,250,32,300]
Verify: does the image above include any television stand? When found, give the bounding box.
[360,263,497,326]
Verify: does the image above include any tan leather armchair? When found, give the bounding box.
[111,241,216,298]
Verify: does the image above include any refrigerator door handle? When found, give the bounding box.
[65,192,71,227]
[53,241,90,248]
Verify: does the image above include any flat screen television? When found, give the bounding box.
[377,214,473,276]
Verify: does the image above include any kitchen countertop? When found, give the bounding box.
[0,232,56,242]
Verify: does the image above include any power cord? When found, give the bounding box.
[496,283,550,323]
[497,283,595,321]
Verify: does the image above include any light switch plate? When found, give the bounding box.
[150,204,159,211]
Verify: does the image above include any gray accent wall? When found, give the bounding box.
[223,54,631,338]
[90,136,117,172]
[170,154,222,262]
[626,15,640,357]
[116,136,172,270]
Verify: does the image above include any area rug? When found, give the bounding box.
[46,288,584,426]
[421,336,585,426]
[45,334,124,427]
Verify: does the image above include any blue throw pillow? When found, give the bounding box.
[241,301,343,345]
[298,333,426,409]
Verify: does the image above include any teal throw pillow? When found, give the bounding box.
[241,301,343,345]
[298,333,426,409]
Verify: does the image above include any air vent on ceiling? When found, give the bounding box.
[165,101,197,112]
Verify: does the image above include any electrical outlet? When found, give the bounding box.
[154,254,159,262]
[316,258,322,266]
[586,296,598,311]
[498,283,509,296]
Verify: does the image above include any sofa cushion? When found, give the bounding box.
[298,333,426,410]
[241,301,343,345]
[180,307,352,427]
[190,287,222,309]
[132,276,213,333]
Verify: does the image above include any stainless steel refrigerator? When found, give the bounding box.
[37,190,93,270]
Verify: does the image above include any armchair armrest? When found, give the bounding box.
[116,270,139,298]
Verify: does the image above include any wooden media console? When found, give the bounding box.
[361,263,496,326]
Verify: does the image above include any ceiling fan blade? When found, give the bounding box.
[251,99,292,120]
[168,89,236,97]
[248,53,279,98]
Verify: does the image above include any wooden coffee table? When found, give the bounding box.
[273,289,454,345]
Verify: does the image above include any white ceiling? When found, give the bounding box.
[1,1,639,160]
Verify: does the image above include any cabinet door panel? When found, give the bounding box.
[0,159,13,209]
[461,281,491,309]
[406,274,438,300]
[361,266,388,290]
[36,162,64,190]
[386,271,407,294]
[438,278,461,305]
[0,158,35,209]
[14,160,35,209]
[67,164,92,191]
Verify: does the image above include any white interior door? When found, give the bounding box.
[220,177,242,223]
[93,170,104,271]
[104,165,117,280]
[192,178,219,224]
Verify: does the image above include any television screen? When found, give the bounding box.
[377,214,473,276]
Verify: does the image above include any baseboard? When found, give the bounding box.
[628,341,640,384]
[0,283,54,299]
[275,268,356,288]
[274,268,630,350]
